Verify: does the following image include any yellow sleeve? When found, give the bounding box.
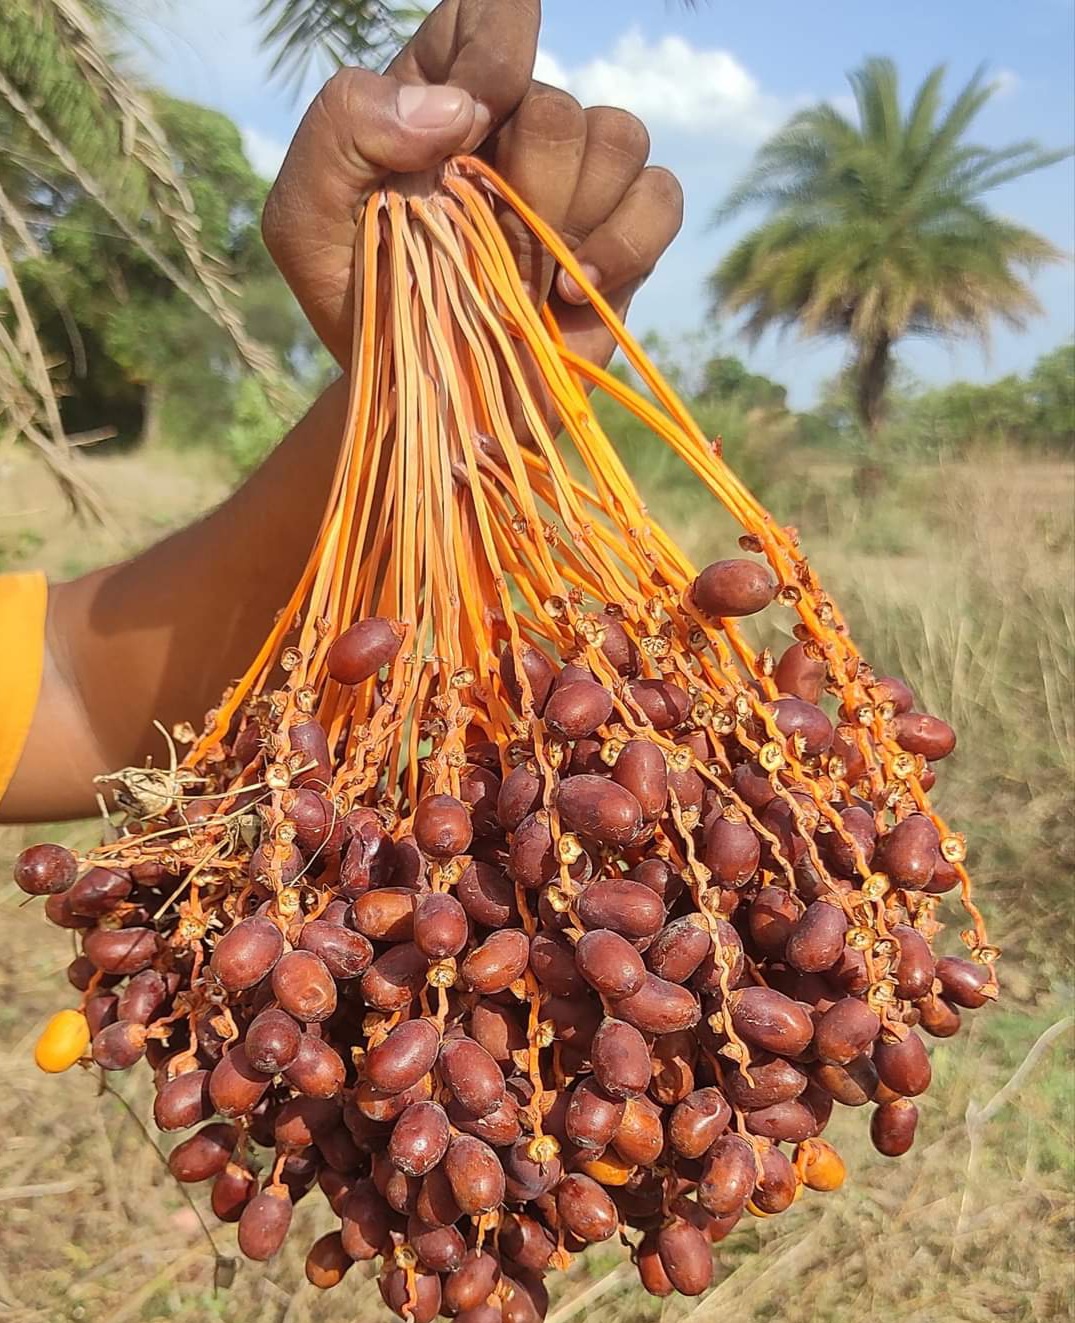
[0,571,48,801]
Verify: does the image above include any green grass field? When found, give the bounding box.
[1,437,1072,1323]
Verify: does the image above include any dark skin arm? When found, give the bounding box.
[2,380,349,823]
[1,0,683,824]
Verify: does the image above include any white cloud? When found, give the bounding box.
[241,126,289,180]
[993,69,1021,98]
[534,30,781,140]
[533,49,571,91]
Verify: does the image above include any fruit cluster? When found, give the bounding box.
[20,159,997,1322]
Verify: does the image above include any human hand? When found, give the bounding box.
[262,0,683,374]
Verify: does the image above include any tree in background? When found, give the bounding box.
[698,355,787,413]
[1026,343,1075,452]
[14,94,320,455]
[710,58,1072,441]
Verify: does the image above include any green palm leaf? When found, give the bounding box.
[711,59,1072,438]
[257,0,422,93]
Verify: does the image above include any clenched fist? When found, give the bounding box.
[262,0,683,377]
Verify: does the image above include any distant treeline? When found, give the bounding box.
[807,343,1075,459]
[626,339,1074,465]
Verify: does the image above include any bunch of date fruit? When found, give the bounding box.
[18,556,998,1323]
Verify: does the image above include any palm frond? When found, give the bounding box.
[946,141,1075,197]
[849,56,900,149]
[904,64,946,159]
[0,196,111,521]
[257,0,421,94]
[927,63,994,163]
[712,108,857,221]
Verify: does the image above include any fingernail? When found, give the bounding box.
[474,101,493,134]
[397,84,470,129]
[461,101,493,151]
[559,263,600,305]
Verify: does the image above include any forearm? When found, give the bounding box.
[2,376,349,823]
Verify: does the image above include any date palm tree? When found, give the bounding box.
[710,58,1071,440]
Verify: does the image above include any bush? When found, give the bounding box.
[224,377,282,474]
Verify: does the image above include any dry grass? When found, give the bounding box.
[1,442,1072,1322]
[0,443,233,580]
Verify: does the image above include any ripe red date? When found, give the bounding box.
[555,1172,618,1243]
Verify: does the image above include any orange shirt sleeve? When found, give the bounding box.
[0,571,48,802]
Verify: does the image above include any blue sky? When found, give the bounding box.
[131,0,1074,407]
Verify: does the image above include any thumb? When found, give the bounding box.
[263,70,479,363]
